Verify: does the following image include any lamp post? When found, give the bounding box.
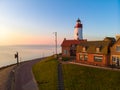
[53,32,58,58]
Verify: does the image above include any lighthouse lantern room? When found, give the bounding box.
[74,18,83,40]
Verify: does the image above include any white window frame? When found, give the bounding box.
[83,47,87,52]
[94,56,103,62]
[64,50,68,55]
[79,54,83,60]
[84,55,88,61]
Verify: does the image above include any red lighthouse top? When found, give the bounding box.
[74,18,82,28]
[77,18,81,22]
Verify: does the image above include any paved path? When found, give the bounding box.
[58,63,64,90]
[0,65,15,90]
[68,61,120,71]
[14,58,42,90]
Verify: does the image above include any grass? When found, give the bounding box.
[62,64,120,90]
[32,56,58,90]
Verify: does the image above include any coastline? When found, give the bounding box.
[0,57,43,90]
[0,45,60,69]
[0,57,44,70]
[0,64,16,70]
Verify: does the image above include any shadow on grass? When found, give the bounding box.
[37,80,49,85]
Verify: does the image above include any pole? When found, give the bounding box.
[15,52,19,66]
[55,32,57,56]
[16,52,19,65]
[54,32,57,58]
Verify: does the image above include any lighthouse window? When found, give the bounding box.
[77,33,79,35]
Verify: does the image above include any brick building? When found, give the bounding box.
[61,38,87,57]
[110,38,120,67]
[76,37,115,66]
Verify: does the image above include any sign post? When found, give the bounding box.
[15,52,19,65]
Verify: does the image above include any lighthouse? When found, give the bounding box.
[74,18,83,40]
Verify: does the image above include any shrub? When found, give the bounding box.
[62,57,70,61]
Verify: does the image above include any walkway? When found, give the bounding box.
[68,61,120,71]
[0,65,15,90]
[58,63,64,90]
[14,58,42,90]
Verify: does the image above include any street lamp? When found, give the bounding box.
[53,32,58,58]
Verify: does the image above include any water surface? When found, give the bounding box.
[0,45,61,68]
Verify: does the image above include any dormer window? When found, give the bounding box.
[96,47,100,52]
[116,46,120,52]
[96,46,102,53]
[83,46,87,52]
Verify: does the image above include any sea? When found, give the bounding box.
[0,45,61,68]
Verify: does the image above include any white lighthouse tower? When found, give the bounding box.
[74,18,83,40]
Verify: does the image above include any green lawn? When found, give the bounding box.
[62,64,120,90]
[32,56,58,90]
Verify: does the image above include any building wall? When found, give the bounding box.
[116,35,120,41]
[62,46,70,57]
[110,39,120,65]
[76,53,109,66]
[76,53,80,62]
[111,40,120,55]
[74,28,83,40]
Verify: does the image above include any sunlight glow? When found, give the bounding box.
[0,30,9,40]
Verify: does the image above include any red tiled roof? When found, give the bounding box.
[61,39,87,47]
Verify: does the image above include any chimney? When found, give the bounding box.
[116,34,120,41]
[64,38,66,41]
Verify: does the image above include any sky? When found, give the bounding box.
[0,0,119,45]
